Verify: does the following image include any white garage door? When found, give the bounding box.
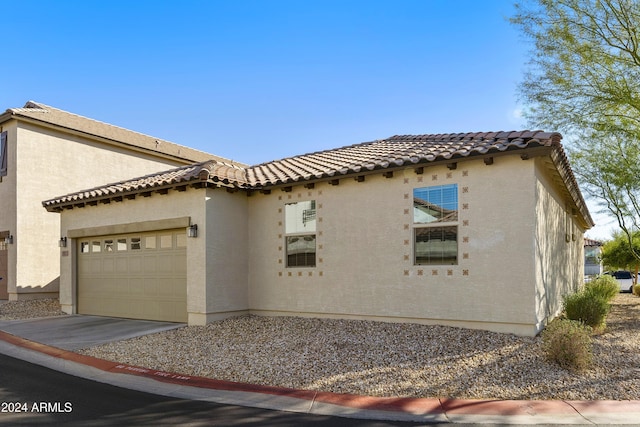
[77,229,187,322]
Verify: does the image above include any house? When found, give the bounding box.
[0,101,234,301]
[584,238,603,277]
[43,128,594,336]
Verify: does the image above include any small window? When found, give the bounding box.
[286,235,317,267]
[160,234,172,249]
[104,239,114,252]
[414,185,458,223]
[80,242,90,254]
[414,226,458,265]
[285,200,316,267]
[145,236,157,249]
[413,185,458,265]
[130,237,142,250]
[176,233,187,248]
[117,238,127,251]
[91,241,101,253]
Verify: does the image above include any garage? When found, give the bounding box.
[77,229,187,322]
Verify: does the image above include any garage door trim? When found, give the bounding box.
[69,217,191,239]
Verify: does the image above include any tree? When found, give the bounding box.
[601,231,640,282]
[511,0,640,260]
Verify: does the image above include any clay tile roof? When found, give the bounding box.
[246,131,558,187]
[584,238,604,246]
[43,160,248,209]
[42,129,593,228]
[4,101,244,166]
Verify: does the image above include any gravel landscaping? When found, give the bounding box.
[2,294,639,400]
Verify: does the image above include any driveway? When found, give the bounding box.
[0,315,184,351]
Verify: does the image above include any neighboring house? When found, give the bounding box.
[584,238,603,276]
[43,129,594,336]
[0,101,234,301]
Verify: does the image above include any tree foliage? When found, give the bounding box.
[512,0,640,136]
[601,230,640,271]
[511,0,640,258]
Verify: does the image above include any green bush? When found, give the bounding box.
[584,275,619,302]
[563,291,610,329]
[542,319,593,371]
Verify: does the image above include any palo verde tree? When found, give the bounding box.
[511,0,640,260]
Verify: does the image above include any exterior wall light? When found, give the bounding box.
[187,224,198,238]
[59,237,67,248]
[4,235,13,244]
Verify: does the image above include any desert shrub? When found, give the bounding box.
[542,318,593,371]
[563,291,609,329]
[584,275,619,302]
[633,284,640,297]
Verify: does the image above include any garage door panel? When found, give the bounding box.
[143,255,157,273]
[129,257,143,274]
[115,257,128,274]
[102,258,115,271]
[78,229,187,323]
[157,254,175,274]
[129,279,145,296]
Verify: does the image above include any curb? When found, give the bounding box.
[1,330,639,424]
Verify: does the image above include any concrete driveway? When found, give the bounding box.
[0,315,184,350]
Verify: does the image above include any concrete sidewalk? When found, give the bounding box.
[0,325,639,424]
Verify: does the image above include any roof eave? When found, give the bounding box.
[252,146,552,191]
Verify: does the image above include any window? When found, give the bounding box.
[160,234,173,249]
[285,200,316,267]
[117,238,127,251]
[585,247,599,265]
[145,236,157,249]
[80,242,90,253]
[130,237,142,250]
[91,241,101,253]
[413,184,458,265]
[0,131,7,178]
[104,239,114,252]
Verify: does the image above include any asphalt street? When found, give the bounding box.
[0,353,430,427]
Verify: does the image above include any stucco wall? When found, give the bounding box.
[203,188,249,322]
[0,123,18,299]
[57,186,249,324]
[248,156,542,335]
[533,157,584,331]
[11,122,187,299]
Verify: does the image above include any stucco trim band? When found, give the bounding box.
[67,217,191,238]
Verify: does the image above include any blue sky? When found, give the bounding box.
[3,0,613,237]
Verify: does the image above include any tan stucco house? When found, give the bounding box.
[0,101,233,301]
[42,124,594,336]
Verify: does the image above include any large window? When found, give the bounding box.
[413,184,458,265]
[285,200,316,267]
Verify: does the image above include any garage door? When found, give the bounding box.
[77,229,187,322]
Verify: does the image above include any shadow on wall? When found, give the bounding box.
[535,203,579,330]
[8,277,60,301]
